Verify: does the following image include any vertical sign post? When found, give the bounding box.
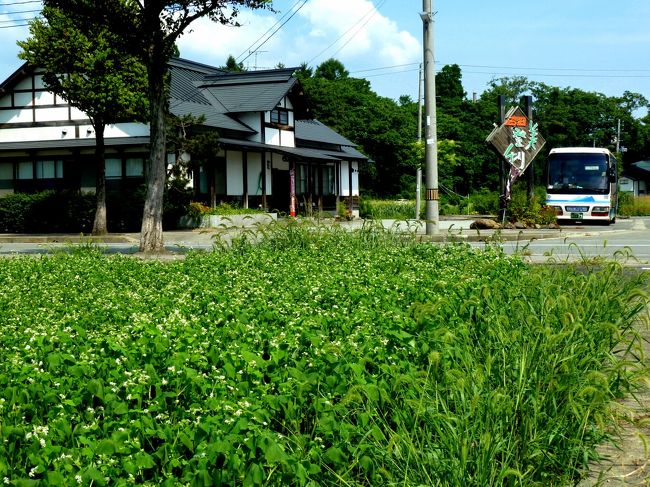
[289,166,296,217]
[486,106,546,220]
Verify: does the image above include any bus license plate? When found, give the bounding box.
[570,212,583,219]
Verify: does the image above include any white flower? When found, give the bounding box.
[39,438,46,448]
[75,474,82,484]
[28,467,37,478]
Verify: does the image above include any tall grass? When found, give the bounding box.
[619,194,650,216]
[364,261,648,486]
[360,198,417,220]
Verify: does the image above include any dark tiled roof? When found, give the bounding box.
[217,137,339,162]
[169,99,255,133]
[295,119,356,147]
[203,78,297,113]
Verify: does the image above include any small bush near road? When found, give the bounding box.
[0,229,646,485]
[618,193,650,216]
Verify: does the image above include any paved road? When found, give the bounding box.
[492,217,650,266]
[1,217,649,265]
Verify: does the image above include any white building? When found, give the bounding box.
[0,58,366,225]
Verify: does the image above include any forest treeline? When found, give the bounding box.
[294,58,650,199]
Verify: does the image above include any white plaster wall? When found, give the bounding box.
[352,161,359,196]
[0,122,149,143]
[35,107,69,123]
[247,153,262,196]
[265,127,280,146]
[106,123,149,138]
[340,161,349,196]
[14,92,32,107]
[339,161,360,197]
[227,150,243,195]
[34,91,55,106]
[70,107,88,120]
[0,109,32,124]
[281,131,295,147]
[271,153,289,170]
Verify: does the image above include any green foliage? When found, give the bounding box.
[187,201,265,218]
[336,201,353,220]
[0,191,95,233]
[222,54,245,72]
[0,231,646,485]
[507,186,557,225]
[359,198,416,220]
[0,188,188,233]
[618,194,650,216]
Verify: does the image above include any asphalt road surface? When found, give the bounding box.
[491,217,650,266]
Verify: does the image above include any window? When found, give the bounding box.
[36,160,63,179]
[270,108,289,125]
[125,158,144,177]
[17,161,33,180]
[105,158,122,179]
[0,162,12,180]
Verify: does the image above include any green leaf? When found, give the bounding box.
[87,379,104,400]
[135,451,156,470]
[83,466,107,486]
[324,446,347,465]
[244,463,265,486]
[263,440,286,464]
[46,471,66,485]
[95,439,116,456]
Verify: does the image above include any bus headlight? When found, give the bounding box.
[551,206,563,215]
[591,206,609,216]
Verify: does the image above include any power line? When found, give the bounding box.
[0,1,41,5]
[307,0,386,65]
[325,0,386,61]
[0,8,40,15]
[237,0,307,64]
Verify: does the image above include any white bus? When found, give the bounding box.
[546,147,618,224]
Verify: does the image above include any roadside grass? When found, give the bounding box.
[0,227,647,485]
[619,195,650,217]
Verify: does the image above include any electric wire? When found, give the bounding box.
[235,0,304,61]
[307,0,386,65]
[238,0,307,65]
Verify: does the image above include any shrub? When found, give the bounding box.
[0,186,188,233]
[618,193,650,216]
[507,186,557,226]
[0,191,95,233]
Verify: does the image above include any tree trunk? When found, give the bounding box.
[91,123,108,236]
[139,58,167,252]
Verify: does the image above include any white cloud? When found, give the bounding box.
[176,0,420,73]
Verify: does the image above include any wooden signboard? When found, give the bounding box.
[485,106,546,176]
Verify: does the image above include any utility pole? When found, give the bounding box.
[616,119,621,153]
[421,0,439,235]
[415,63,423,220]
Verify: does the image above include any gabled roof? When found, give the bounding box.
[0,62,31,94]
[295,119,357,147]
[199,69,298,114]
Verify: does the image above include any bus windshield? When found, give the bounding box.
[547,153,609,194]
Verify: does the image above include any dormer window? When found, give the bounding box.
[270,107,289,126]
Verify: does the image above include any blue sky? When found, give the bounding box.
[1,0,649,115]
